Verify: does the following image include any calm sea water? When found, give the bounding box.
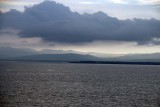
[0,61,160,107]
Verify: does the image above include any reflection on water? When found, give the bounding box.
[0,61,160,107]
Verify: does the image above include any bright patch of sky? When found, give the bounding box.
[1,32,160,54]
[0,29,160,54]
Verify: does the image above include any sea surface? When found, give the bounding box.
[0,61,160,107]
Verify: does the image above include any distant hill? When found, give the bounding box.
[0,47,160,62]
[0,47,37,59]
[0,47,103,61]
[0,47,119,60]
[9,53,102,61]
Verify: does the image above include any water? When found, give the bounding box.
[0,61,160,107]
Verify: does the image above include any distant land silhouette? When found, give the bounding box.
[0,47,160,64]
[70,61,160,65]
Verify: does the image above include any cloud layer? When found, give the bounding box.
[0,1,160,45]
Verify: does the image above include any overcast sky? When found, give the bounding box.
[0,0,160,54]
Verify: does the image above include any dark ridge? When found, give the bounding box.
[1,60,160,65]
[70,61,160,65]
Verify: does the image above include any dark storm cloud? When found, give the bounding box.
[0,1,160,44]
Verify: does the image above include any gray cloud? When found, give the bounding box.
[0,1,160,44]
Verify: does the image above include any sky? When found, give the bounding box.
[0,0,160,19]
[0,0,160,55]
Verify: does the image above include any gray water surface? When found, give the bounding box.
[0,62,160,107]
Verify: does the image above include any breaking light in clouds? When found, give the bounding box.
[0,0,37,12]
[54,41,160,54]
[1,29,160,54]
[0,29,50,50]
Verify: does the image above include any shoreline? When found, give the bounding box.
[1,60,160,65]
